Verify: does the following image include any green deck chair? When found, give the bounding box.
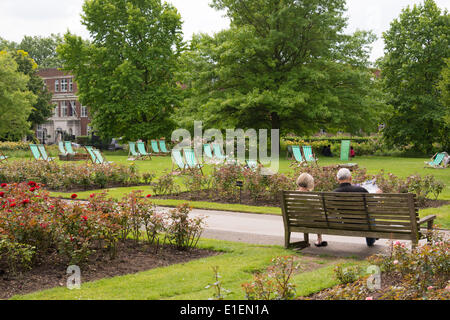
[128,142,142,160]
[183,148,204,174]
[30,144,43,160]
[203,144,214,160]
[425,152,446,168]
[92,149,111,165]
[58,141,67,155]
[291,145,305,164]
[37,144,54,161]
[150,140,162,155]
[0,151,8,162]
[171,149,187,173]
[340,140,351,161]
[302,146,317,164]
[212,143,227,161]
[65,141,76,154]
[245,159,259,170]
[136,142,152,159]
[158,140,170,154]
[85,146,98,164]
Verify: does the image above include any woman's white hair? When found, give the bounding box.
[337,168,352,181]
[296,173,314,190]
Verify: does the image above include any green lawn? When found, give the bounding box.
[10,239,365,300]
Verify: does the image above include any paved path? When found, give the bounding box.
[155,207,426,258]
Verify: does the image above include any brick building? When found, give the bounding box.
[36,68,90,144]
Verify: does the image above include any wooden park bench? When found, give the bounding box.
[280,191,437,249]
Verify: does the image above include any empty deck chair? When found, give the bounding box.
[37,144,54,161]
[290,145,305,166]
[171,149,187,173]
[212,143,227,161]
[92,149,111,165]
[65,141,76,155]
[183,148,204,174]
[425,152,448,169]
[203,144,214,161]
[302,146,318,164]
[150,140,163,156]
[58,141,68,156]
[158,139,170,155]
[85,146,99,164]
[136,142,152,159]
[128,142,142,160]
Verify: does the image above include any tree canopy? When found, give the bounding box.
[175,0,383,137]
[57,0,184,141]
[381,0,449,153]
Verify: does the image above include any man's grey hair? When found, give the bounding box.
[337,168,352,181]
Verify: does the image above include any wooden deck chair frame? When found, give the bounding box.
[128,142,143,160]
[158,139,170,155]
[302,145,318,165]
[425,152,447,169]
[183,148,204,175]
[136,141,152,159]
[150,140,163,156]
[171,149,187,174]
[37,144,54,162]
[0,150,8,162]
[289,145,305,167]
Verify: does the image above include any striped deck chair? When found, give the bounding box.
[65,141,76,155]
[171,149,187,173]
[128,142,142,160]
[92,149,112,165]
[0,151,8,162]
[37,144,54,161]
[58,141,68,155]
[425,152,447,169]
[150,140,163,156]
[85,146,99,164]
[302,146,318,165]
[203,144,214,161]
[340,140,351,161]
[183,148,204,174]
[290,145,305,166]
[212,143,227,161]
[158,139,170,155]
[136,142,152,159]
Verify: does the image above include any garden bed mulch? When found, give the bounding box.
[152,191,450,210]
[0,240,220,300]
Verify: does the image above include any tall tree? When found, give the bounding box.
[18,34,64,69]
[176,0,382,137]
[381,0,449,153]
[0,51,36,141]
[57,0,183,141]
[11,50,53,128]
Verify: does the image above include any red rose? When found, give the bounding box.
[28,181,36,187]
[81,216,88,221]
[71,194,78,199]
[146,194,152,198]
[29,187,36,192]
[1,183,7,188]
[22,199,30,205]
[0,192,4,197]
[89,193,95,198]
[10,202,16,207]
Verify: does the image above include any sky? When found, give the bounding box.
[0,0,448,62]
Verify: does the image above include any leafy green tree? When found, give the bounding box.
[57,0,183,141]
[18,34,64,69]
[438,58,450,147]
[11,50,53,129]
[381,0,449,153]
[0,51,36,141]
[176,0,383,138]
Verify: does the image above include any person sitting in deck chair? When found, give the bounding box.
[333,168,380,247]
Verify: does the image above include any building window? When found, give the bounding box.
[69,78,73,92]
[70,101,77,117]
[61,101,68,117]
[53,103,58,117]
[55,80,59,92]
[81,105,88,117]
[61,79,68,92]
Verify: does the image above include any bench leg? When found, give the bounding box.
[426,220,434,243]
[284,230,291,249]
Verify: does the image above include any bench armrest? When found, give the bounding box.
[418,215,437,226]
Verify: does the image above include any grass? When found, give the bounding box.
[10,238,365,300]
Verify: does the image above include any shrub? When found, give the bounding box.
[242,256,300,300]
[210,164,243,200]
[333,264,362,285]
[0,236,35,274]
[152,172,180,195]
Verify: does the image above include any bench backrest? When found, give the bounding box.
[281,191,419,240]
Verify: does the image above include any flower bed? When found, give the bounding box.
[0,160,141,191]
[0,183,206,277]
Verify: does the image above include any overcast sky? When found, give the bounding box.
[0,0,448,62]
